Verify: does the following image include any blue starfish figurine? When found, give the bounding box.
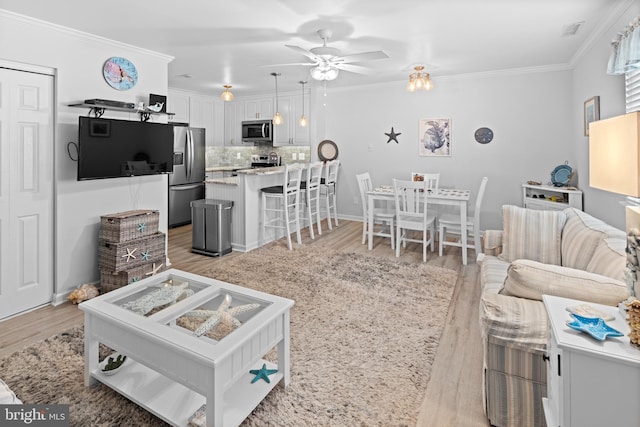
[249,364,278,384]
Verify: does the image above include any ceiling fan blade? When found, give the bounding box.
[333,63,373,75]
[338,50,389,63]
[260,62,317,68]
[285,45,322,63]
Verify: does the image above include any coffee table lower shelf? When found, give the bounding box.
[93,358,282,427]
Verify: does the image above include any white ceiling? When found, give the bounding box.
[0,0,633,96]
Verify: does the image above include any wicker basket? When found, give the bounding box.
[100,261,166,293]
[99,210,160,243]
[99,232,166,272]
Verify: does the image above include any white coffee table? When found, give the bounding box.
[80,269,294,427]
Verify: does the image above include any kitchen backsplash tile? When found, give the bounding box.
[206,146,311,167]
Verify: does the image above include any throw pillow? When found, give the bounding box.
[585,236,627,282]
[498,205,567,265]
[503,259,628,306]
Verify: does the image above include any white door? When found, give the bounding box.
[0,67,54,319]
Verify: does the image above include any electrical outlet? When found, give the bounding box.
[299,152,305,160]
[236,152,242,159]
[292,153,297,160]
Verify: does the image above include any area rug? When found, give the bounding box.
[0,244,457,427]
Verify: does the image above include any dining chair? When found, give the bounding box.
[411,172,440,192]
[300,161,324,239]
[321,159,340,230]
[356,172,395,249]
[260,164,303,250]
[393,178,437,262]
[438,176,488,259]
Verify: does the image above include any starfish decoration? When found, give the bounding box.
[121,282,193,315]
[385,127,402,144]
[137,222,146,232]
[141,249,151,261]
[145,262,164,277]
[122,247,137,262]
[184,294,261,337]
[249,364,278,384]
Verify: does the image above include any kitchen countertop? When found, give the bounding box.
[206,165,249,172]
[205,176,240,185]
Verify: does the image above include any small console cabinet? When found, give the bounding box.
[522,183,582,211]
[542,295,640,427]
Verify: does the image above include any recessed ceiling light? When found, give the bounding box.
[562,21,585,37]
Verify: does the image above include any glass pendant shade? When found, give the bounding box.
[273,111,283,126]
[299,80,307,127]
[220,85,234,101]
[299,115,307,127]
[407,66,433,92]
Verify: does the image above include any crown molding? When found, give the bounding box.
[0,9,174,63]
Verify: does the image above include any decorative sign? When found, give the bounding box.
[103,57,138,91]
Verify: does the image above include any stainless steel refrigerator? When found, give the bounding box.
[168,125,205,227]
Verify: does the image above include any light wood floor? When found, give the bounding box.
[0,219,490,427]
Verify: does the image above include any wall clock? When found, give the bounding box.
[103,57,138,91]
[474,127,494,144]
[318,140,338,161]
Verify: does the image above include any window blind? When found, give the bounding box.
[626,68,640,113]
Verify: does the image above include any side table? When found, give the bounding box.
[542,295,640,427]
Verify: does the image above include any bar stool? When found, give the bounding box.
[300,161,324,239]
[260,164,303,250]
[320,159,340,230]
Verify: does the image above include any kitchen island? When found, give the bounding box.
[205,166,304,252]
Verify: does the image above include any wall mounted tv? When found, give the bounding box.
[77,116,174,180]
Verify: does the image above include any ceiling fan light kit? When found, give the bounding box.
[271,72,283,126]
[407,66,433,92]
[220,85,234,101]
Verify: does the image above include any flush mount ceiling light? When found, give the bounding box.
[298,80,307,127]
[220,85,234,101]
[271,72,283,126]
[407,66,433,92]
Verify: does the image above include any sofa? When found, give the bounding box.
[478,205,631,427]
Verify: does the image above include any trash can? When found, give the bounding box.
[190,199,233,257]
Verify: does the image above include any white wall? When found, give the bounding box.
[572,2,640,229]
[318,69,573,230]
[0,11,173,299]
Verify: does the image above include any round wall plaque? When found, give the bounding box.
[474,127,494,144]
[318,140,338,161]
[103,57,138,91]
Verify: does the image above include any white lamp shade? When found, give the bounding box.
[589,112,640,197]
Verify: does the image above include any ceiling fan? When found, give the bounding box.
[282,29,389,81]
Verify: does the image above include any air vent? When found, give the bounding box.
[562,21,585,37]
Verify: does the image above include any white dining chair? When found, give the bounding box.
[300,161,324,239]
[321,159,340,229]
[356,172,395,249]
[438,176,488,259]
[260,164,303,250]
[393,178,436,262]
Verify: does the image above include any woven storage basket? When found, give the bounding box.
[99,232,166,272]
[100,261,166,293]
[99,210,160,243]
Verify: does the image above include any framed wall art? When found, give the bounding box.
[419,118,451,157]
[584,96,600,136]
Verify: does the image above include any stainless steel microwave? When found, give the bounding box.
[241,119,273,143]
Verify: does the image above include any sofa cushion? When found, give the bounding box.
[585,235,626,282]
[480,255,510,294]
[498,205,566,265]
[502,259,627,306]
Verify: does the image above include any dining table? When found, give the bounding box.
[367,185,472,264]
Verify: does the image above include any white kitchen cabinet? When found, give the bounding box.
[522,183,582,211]
[167,90,190,124]
[168,89,220,146]
[224,101,246,145]
[244,97,273,120]
[273,94,310,146]
[542,295,640,427]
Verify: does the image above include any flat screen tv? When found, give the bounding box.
[77,116,174,180]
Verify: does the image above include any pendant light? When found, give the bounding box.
[271,72,283,126]
[298,80,307,127]
[220,85,234,101]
